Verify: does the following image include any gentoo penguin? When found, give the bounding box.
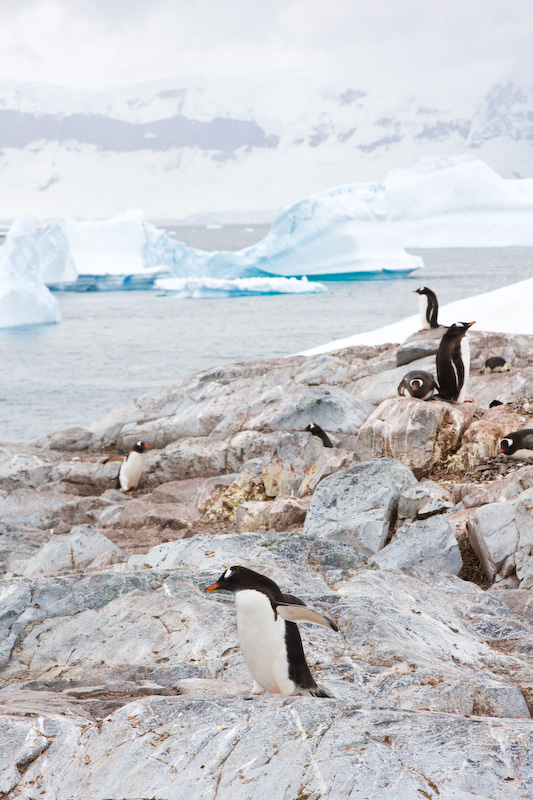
[435,321,475,403]
[414,287,439,329]
[104,441,148,491]
[300,423,334,448]
[397,370,437,401]
[499,429,533,459]
[481,357,510,374]
[206,565,338,697]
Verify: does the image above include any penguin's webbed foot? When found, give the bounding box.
[251,680,266,695]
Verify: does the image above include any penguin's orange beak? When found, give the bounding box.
[467,321,476,328]
[143,444,149,450]
[205,583,220,592]
[498,448,504,454]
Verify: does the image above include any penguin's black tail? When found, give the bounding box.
[309,685,333,698]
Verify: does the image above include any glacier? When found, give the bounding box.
[0,213,61,328]
[155,276,327,298]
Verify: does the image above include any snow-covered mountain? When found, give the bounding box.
[1,75,532,221]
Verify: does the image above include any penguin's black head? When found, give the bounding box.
[133,441,149,453]
[448,321,475,335]
[414,286,430,296]
[206,565,279,596]
[499,437,514,455]
[410,378,423,390]
[301,423,317,433]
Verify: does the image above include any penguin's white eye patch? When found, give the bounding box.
[224,568,233,579]
[411,379,423,389]
[502,439,512,448]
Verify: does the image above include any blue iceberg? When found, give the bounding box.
[146,183,423,280]
[0,213,61,328]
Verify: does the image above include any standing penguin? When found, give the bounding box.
[414,287,439,329]
[300,422,334,447]
[206,565,338,697]
[105,441,148,491]
[436,322,475,403]
[499,430,533,459]
[397,370,437,401]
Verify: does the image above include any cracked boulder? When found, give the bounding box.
[354,397,472,478]
[302,458,417,554]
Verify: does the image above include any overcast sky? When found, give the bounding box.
[0,0,531,93]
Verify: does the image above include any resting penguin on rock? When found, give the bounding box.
[499,430,533,459]
[397,370,438,401]
[104,441,148,492]
[206,565,338,697]
[300,422,334,448]
[481,357,510,374]
[414,286,439,330]
[435,322,475,403]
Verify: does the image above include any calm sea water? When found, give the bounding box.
[1,224,532,444]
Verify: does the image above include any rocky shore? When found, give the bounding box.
[2,327,533,799]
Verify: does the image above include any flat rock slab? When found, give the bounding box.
[2,695,533,799]
[302,458,417,553]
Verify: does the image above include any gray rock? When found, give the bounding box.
[354,397,471,477]
[302,459,417,553]
[371,515,463,575]
[397,480,454,521]
[244,384,374,434]
[6,525,127,577]
[0,445,61,490]
[467,487,533,586]
[397,331,442,366]
[234,496,309,532]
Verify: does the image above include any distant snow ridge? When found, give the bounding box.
[0,213,61,328]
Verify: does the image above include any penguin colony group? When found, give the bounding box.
[105,288,531,699]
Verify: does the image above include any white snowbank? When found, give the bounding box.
[0,214,61,328]
[300,276,533,356]
[155,275,327,298]
[386,156,533,247]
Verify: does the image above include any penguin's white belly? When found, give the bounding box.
[235,590,297,695]
[418,295,430,329]
[456,337,470,403]
[119,452,144,491]
[509,449,533,460]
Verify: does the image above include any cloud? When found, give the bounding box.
[0,0,531,93]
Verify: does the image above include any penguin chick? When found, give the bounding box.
[414,286,439,329]
[397,370,437,401]
[481,357,510,374]
[436,322,475,403]
[206,565,338,697]
[105,441,148,491]
[499,429,533,459]
[300,423,334,448]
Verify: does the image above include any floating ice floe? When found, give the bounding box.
[155,275,327,298]
[0,213,61,328]
[386,156,533,247]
